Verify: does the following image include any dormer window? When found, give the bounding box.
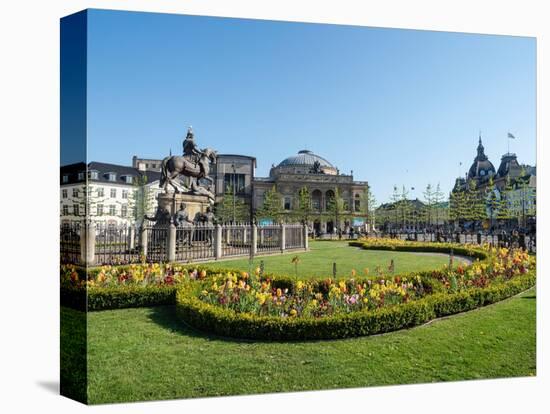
[124,175,134,184]
[106,172,117,182]
[77,172,84,180]
[62,175,69,183]
[88,170,99,180]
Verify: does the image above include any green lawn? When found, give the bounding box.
[76,287,536,404]
[205,240,463,279]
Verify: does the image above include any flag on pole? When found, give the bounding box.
[508,132,516,139]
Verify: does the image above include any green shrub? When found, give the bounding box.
[175,272,535,341]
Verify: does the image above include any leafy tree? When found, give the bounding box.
[293,186,313,224]
[389,185,401,230]
[422,183,435,226]
[325,187,349,231]
[485,177,500,226]
[215,185,250,223]
[433,183,445,226]
[128,175,157,224]
[497,176,513,222]
[360,187,377,230]
[398,185,411,230]
[256,185,283,222]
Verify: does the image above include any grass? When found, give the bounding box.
[204,240,463,279]
[75,287,536,404]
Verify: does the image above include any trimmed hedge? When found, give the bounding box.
[61,286,177,311]
[175,272,535,341]
[348,240,488,261]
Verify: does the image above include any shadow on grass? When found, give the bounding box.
[521,294,536,300]
[146,305,339,345]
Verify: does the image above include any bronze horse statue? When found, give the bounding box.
[159,148,217,200]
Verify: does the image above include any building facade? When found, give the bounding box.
[60,162,162,226]
[253,150,369,234]
[451,135,536,229]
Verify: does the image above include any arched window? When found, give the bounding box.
[312,190,322,211]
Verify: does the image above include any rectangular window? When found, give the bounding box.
[109,205,116,216]
[223,173,246,193]
[77,172,84,180]
[72,189,78,198]
[97,204,103,216]
[122,190,128,199]
[62,175,69,183]
[97,188,104,197]
[284,197,292,210]
[110,188,117,198]
[74,204,80,216]
[62,205,69,215]
[62,189,67,198]
[121,205,127,217]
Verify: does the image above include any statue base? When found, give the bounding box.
[157,192,211,223]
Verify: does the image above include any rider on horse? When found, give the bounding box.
[182,126,203,163]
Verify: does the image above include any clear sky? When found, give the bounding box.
[81,9,536,204]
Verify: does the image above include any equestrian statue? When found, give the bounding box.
[159,126,218,203]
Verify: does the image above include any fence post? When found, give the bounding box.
[140,224,148,259]
[251,223,258,256]
[129,225,135,250]
[303,223,309,250]
[81,221,96,266]
[280,223,286,252]
[167,223,176,262]
[215,224,222,259]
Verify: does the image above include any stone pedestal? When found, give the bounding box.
[157,191,211,222]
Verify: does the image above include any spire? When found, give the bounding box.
[476,132,486,161]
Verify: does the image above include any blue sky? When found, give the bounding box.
[79,9,536,203]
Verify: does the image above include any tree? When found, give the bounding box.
[497,176,513,223]
[128,175,156,225]
[256,185,283,222]
[432,183,445,226]
[422,183,434,227]
[360,187,377,230]
[293,186,313,224]
[485,177,500,227]
[389,185,401,231]
[398,185,411,230]
[325,187,349,231]
[214,185,250,223]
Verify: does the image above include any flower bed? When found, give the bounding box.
[60,263,241,311]
[175,244,535,340]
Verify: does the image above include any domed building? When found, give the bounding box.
[467,136,496,182]
[253,149,370,235]
[451,134,536,230]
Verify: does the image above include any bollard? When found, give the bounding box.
[303,223,309,250]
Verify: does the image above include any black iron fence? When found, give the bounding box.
[60,221,308,266]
